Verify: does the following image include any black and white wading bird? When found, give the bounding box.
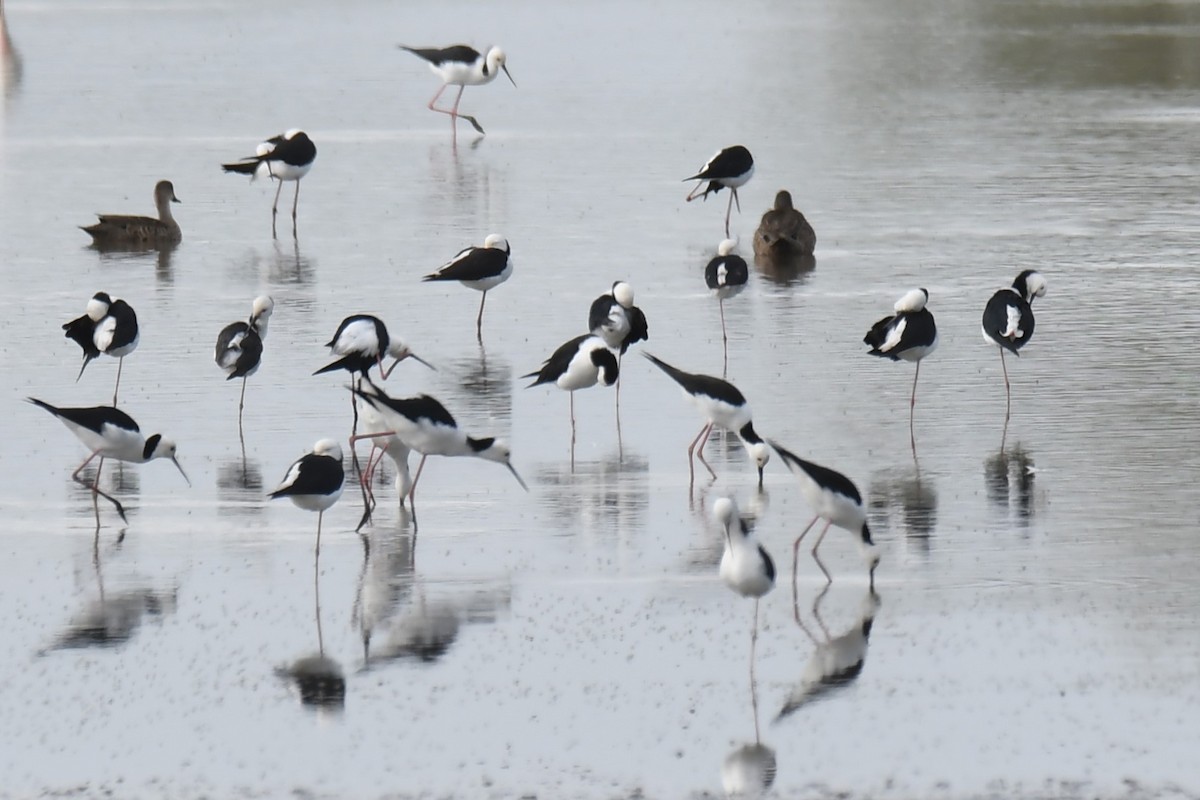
[62,292,139,405]
[982,270,1047,419]
[422,234,512,341]
[80,180,181,248]
[28,398,190,523]
[588,281,649,416]
[715,496,776,647]
[215,295,275,432]
[524,334,620,465]
[704,238,749,371]
[753,190,815,260]
[770,440,880,589]
[349,396,413,531]
[352,381,528,513]
[684,145,755,238]
[314,314,434,437]
[643,353,769,489]
[863,288,938,441]
[398,44,515,136]
[222,129,317,239]
[269,439,345,553]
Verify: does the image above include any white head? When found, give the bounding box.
[86,292,112,321]
[483,233,507,250]
[742,439,770,488]
[250,295,275,336]
[717,237,739,257]
[312,439,343,461]
[145,434,190,486]
[893,287,929,313]
[468,437,528,491]
[712,496,739,537]
[386,339,435,371]
[612,281,635,309]
[487,47,516,87]
[284,128,304,140]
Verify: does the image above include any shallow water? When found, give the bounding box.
[2,0,1200,798]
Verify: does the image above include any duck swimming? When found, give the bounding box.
[81,180,181,248]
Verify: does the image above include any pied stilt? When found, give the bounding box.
[222,129,316,239]
[642,353,769,488]
[422,234,512,342]
[588,281,648,420]
[398,44,515,136]
[864,288,938,442]
[716,496,776,626]
[349,396,413,531]
[62,292,139,405]
[684,145,755,238]
[769,440,880,589]
[523,334,619,466]
[314,314,434,438]
[80,180,181,248]
[982,270,1047,419]
[753,190,815,259]
[28,398,189,523]
[705,238,749,371]
[351,381,528,508]
[215,295,274,432]
[269,439,345,554]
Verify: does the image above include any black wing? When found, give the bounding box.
[523,333,592,387]
[400,44,481,66]
[863,314,900,359]
[621,306,649,354]
[423,246,508,282]
[27,398,138,433]
[982,290,1031,354]
[106,300,139,351]
[63,313,100,358]
[587,294,615,333]
[685,145,753,181]
[705,255,749,290]
[390,394,457,427]
[642,353,745,405]
[269,453,344,498]
[770,440,862,505]
[267,132,316,167]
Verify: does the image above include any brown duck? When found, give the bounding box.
[81,180,181,247]
[753,190,815,259]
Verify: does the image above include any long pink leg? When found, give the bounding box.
[349,430,396,531]
[112,357,125,406]
[291,180,301,238]
[271,180,284,239]
[569,392,577,471]
[71,451,126,522]
[685,422,711,486]
[693,423,718,480]
[790,516,819,590]
[1000,350,1012,420]
[809,521,834,584]
[724,191,735,238]
[910,361,921,448]
[476,291,487,341]
[407,454,429,506]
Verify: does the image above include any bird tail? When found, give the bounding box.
[313,355,356,376]
[26,397,58,416]
[76,354,96,382]
[640,352,685,384]
[221,160,258,176]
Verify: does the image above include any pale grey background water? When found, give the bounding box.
[1,0,1199,798]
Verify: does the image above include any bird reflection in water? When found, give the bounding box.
[1,0,24,102]
[353,511,417,660]
[439,345,513,424]
[752,251,815,287]
[269,238,315,285]
[40,535,177,654]
[278,547,345,710]
[985,432,1037,523]
[363,579,510,669]
[70,462,140,523]
[869,468,937,556]
[721,740,777,800]
[216,456,265,515]
[91,245,177,284]
[776,586,879,720]
[534,453,649,539]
